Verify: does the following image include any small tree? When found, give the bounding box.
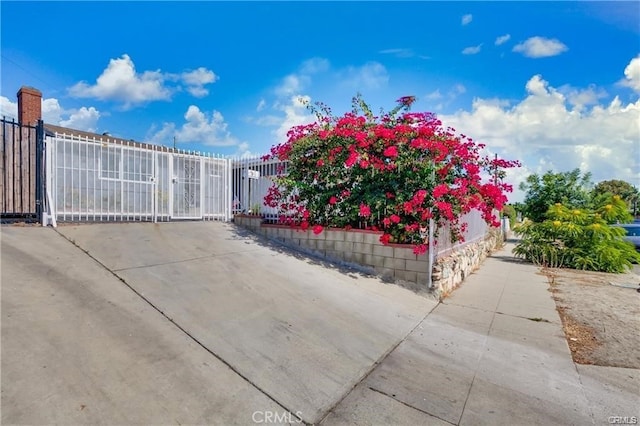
[514,195,640,273]
[519,169,593,223]
[592,179,639,216]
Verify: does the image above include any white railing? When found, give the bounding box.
[231,156,287,219]
[433,209,492,258]
[45,133,232,223]
[230,156,496,256]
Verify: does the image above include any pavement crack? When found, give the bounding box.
[367,387,457,425]
[573,367,597,425]
[494,311,556,324]
[113,248,263,272]
[54,230,302,423]
[457,282,506,425]
[316,302,441,425]
[441,301,495,314]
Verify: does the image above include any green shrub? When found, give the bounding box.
[513,196,640,273]
[501,204,517,227]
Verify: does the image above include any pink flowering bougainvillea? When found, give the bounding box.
[263,94,520,254]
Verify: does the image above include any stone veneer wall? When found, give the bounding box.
[431,229,503,298]
[234,215,502,299]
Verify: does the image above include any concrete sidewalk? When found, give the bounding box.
[2,224,638,425]
[323,241,640,425]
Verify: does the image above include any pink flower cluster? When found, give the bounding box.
[262,95,520,254]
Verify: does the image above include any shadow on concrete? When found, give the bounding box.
[491,254,532,265]
[226,223,433,297]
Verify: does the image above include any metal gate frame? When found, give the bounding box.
[0,118,45,222]
[44,133,232,225]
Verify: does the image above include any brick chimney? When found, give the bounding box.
[17,86,42,126]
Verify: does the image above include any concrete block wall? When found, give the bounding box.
[234,215,501,297]
[233,215,430,286]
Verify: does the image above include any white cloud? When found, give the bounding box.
[256,99,266,112]
[495,34,511,46]
[462,44,482,55]
[439,74,640,202]
[343,62,389,89]
[379,48,430,60]
[619,55,640,93]
[68,54,218,107]
[1,96,18,119]
[300,57,330,74]
[233,142,259,158]
[425,90,443,100]
[512,36,568,58]
[41,98,100,132]
[558,84,608,111]
[453,84,466,95]
[59,107,100,133]
[255,115,282,126]
[41,98,63,124]
[273,95,315,143]
[69,54,172,107]
[274,58,331,97]
[424,85,468,112]
[181,67,218,97]
[461,14,473,25]
[379,48,414,58]
[276,74,305,97]
[1,96,100,132]
[148,105,239,147]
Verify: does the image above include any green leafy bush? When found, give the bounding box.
[513,196,640,273]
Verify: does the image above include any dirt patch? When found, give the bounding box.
[543,267,640,369]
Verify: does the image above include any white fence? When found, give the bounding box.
[231,156,287,219]
[42,138,497,257]
[231,156,495,257]
[44,133,232,224]
[433,209,490,257]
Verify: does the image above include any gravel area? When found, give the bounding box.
[544,266,640,369]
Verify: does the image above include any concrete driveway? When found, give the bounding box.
[1,222,437,425]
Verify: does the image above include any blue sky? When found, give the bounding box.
[1,1,639,201]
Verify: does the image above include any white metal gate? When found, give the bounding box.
[172,155,201,219]
[44,133,232,224]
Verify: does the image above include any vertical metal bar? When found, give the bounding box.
[71,137,75,220]
[44,134,52,225]
[74,136,79,220]
[153,150,157,223]
[200,156,204,220]
[131,144,134,221]
[62,135,66,221]
[84,138,88,221]
[27,122,32,216]
[18,120,24,214]
[2,119,6,214]
[168,151,173,220]
[227,157,232,221]
[119,145,123,222]
[103,139,108,221]
[93,139,96,221]
[427,217,435,290]
[35,120,44,221]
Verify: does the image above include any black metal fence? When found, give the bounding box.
[1,118,45,222]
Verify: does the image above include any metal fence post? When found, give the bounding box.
[35,120,45,222]
[227,157,233,221]
[427,217,435,290]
